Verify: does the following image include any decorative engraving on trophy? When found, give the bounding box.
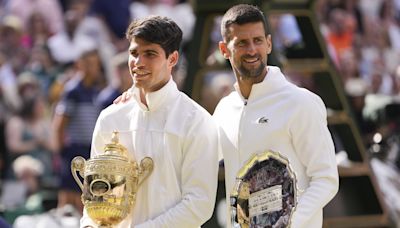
[71,131,154,227]
[231,150,297,228]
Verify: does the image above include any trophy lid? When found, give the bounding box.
[103,131,131,160]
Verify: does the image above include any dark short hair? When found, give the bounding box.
[221,4,269,42]
[126,16,182,57]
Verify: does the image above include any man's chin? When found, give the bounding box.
[239,65,265,78]
[239,70,264,79]
[133,81,146,89]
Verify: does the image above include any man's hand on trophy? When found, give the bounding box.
[113,87,133,104]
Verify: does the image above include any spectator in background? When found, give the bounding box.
[6,0,64,35]
[342,0,365,35]
[52,49,103,214]
[89,0,131,52]
[326,8,356,61]
[25,45,61,104]
[129,0,196,44]
[21,12,52,49]
[337,48,362,83]
[5,73,55,182]
[0,15,29,75]
[70,0,116,84]
[0,50,21,114]
[0,155,45,225]
[1,50,20,180]
[47,7,97,66]
[12,155,44,204]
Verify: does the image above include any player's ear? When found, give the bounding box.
[266,34,272,54]
[219,41,230,59]
[168,51,179,67]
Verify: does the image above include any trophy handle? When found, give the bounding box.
[138,157,154,186]
[71,156,86,191]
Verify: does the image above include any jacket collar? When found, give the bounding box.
[233,66,288,102]
[132,78,178,111]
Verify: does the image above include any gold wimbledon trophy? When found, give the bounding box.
[71,131,154,227]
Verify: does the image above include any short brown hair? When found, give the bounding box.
[126,16,182,57]
[221,4,269,42]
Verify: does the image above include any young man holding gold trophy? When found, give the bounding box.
[78,16,219,228]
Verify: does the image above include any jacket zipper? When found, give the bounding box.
[238,99,248,164]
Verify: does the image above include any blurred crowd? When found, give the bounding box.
[317,0,400,137]
[0,0,400,227]
[317,0,400,224]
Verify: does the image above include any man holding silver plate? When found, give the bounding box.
[214,4,339,228]
[80,16,219,228]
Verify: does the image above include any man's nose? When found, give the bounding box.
[132,56,144,67]
[246,42,257,55]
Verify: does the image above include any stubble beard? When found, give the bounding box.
[237,60,266,80]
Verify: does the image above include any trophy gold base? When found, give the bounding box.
[86,201,128,227]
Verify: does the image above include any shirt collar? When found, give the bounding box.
[131,78,178,111]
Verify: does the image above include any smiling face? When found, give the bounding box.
[219,22,271,82]
[128,37,178,93]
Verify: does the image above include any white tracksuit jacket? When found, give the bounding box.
[81,79,219,228]
[213,66,339,228]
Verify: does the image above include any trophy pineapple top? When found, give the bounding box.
[103,131,131,160]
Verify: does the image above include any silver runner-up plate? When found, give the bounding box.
[230,150,298,228]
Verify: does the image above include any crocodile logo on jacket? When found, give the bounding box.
[257,116,269,123]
